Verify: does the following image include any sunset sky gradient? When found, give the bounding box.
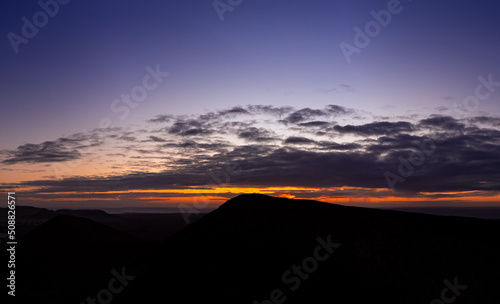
[1,0,500,211]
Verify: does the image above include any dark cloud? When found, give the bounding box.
[334,121,415,136]
[284,137,316,145]
[222,121,254,128]
[217,106,249,117]
[178,141,198,149]
[146,136,168,142]
[325,105,353,116]
[419,116,465,130]
[183,129,210,136]
[148,115,174,123]
[223,144,275,160]
[238,127,276,142]
[197,106,250,122]
[2,141,81,164]
[0,132,104,164]
[135,149,156,154]
[317,141,362,151]
[168,120,213,136]
[162,140,230,154]
[298,121,330,127]
[283,108,327,124]
[366,134,429,153]
[468,116,500,126]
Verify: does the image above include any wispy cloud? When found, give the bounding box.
[1,132,103,164]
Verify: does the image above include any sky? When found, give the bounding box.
[1,0,500,212]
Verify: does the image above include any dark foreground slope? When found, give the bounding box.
[1,215,154,304]
[114,194,500,304]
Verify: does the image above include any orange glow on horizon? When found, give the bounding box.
[7,181,496,209]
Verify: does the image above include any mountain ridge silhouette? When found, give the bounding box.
[114,194,500,304]
[3,194,499,303]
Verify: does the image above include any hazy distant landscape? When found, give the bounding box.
[2,203,499,245]
[0,206,206,242]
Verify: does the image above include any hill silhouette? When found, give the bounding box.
[0,206,205,241]
[113,194,500,304]
[3,195,499,303]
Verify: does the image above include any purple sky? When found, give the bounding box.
[1,0,500,210]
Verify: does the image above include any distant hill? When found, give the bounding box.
[113,194,500,304]
[0,206,113,221]
[0,206,206,242]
